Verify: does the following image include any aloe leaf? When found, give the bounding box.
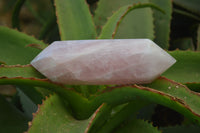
[0,65,44,78]
[146,77,200,121]
[27,94,106,133]
[0,26,47,65]
[94,0,134,34]
[94,0,152,35]
[150,0,172,49]
[1,75,200,122]
[54,0,96,40]
[97,100,148,133]
[99,3,157,39]
[115,119,161,133]
[67,85,106,98]
[163,51,200,83]
[0,64,102,98]
[0,65,90,120]
[2,64,200,122]
[173,0,200,16]
[27,94,89,133]
[97,5,128,39]
[93,77,200,123]
[88,103,112,133]
[0,65,50,119]
[114,5,154,39]
[185,83,200,93]
[0,94,29,133]
[0,77,91,119]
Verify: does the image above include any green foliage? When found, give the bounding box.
[96,101,148,133]
[54,0,97,40]
[98,3,163,39]
[163,51,200,83]
[28,94,92,133]
[1,0,200,132]
[0,26,47,65]
[0,65,44,78]
[150,0,172,49]
[1,75,200,131]
[95,0,155,39]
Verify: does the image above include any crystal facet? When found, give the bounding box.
[31,39,176,85]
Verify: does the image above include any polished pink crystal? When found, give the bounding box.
[31,39,176,85]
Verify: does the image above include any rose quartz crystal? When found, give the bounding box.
[31,39,176,85]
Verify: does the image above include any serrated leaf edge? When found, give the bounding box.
[24,94,52,133]
[84,103,105,133]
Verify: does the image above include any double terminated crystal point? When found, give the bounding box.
[31,39,176,85]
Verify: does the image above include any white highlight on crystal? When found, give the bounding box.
[31,39,176,85]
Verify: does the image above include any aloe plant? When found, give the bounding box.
[0,0,200,132]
